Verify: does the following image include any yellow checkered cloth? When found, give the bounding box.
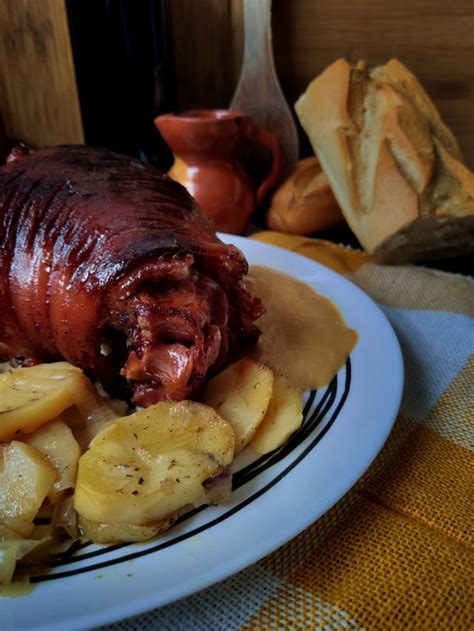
[107,232,474,631]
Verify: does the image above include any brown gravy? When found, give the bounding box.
[244,266,358,390]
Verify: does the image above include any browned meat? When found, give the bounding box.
[0,145,264,405]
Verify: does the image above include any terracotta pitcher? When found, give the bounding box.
[154,109,283,234]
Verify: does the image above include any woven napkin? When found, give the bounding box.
[105,231,473,630]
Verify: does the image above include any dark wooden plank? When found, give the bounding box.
[0,0,84,148]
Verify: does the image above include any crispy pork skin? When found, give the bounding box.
[0,145,263,405]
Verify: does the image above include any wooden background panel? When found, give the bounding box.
[0,0,472,165]
[272,0,474,167]
[0,0,84,148]
[170,0,243,110]
[171,0,474,167]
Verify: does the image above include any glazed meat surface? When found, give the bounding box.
[0,145,263,405]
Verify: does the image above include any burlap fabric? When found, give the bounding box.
[105,231,473,630]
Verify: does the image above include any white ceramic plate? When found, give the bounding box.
[1,236,403,631]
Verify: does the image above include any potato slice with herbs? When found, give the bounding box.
[0,442,56,537]
[202,357,274,454]
[0,362,94,441]
[79,515,177,544]
[23,419,81,504]
[74,401,234,526]
[250,374,303,454]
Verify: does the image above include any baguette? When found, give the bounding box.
[295,58,474,264]
[266,157,344,235]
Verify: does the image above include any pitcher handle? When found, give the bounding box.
[245,125,284,204]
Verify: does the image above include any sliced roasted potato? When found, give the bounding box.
[250,374,303,454]
[79,515,177,544]
[0,442,56,537]
[0,362,94,441]
[0,523,22,540]
[74,401,234,526]
[23,419,81,504]
[202,357,274,454]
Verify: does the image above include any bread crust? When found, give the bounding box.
[295,58,474,263]
[266,157,344,235]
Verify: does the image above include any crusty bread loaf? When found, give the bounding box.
[266,156,344,235]
[294,58,474,264]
